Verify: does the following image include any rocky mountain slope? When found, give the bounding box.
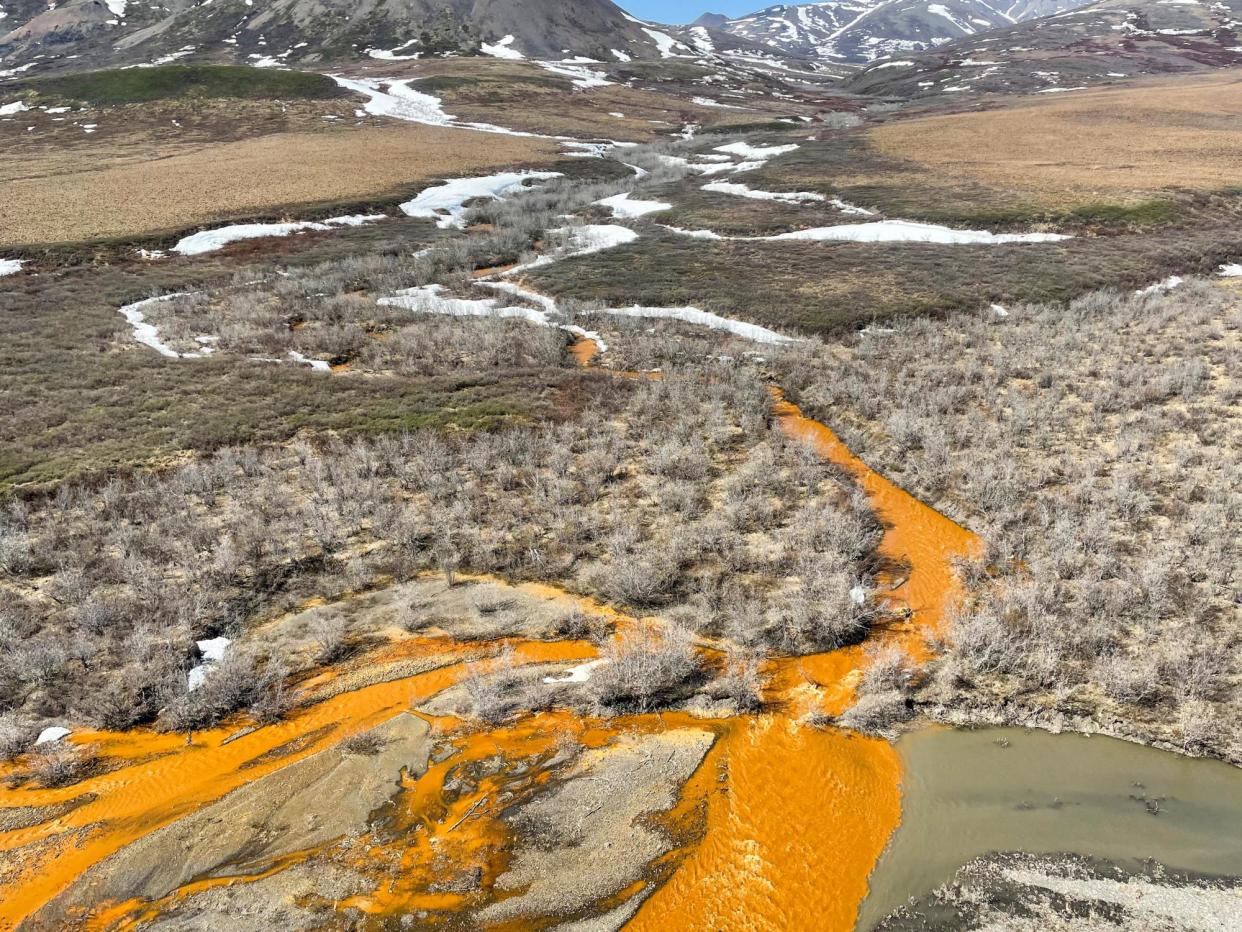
[0,0,692,75]
[844,0,1242,96]
[706,0,1092,63]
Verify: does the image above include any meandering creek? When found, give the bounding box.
[3,383,1239,931]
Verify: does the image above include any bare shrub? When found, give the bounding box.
[707,649,766,712]
[28,742,99,788]
[0,714,35,762]
[588,623,701,713]
[341,732,386,756]
[837,691,912,735]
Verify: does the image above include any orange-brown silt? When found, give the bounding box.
[569,336,600,367]
[626,390,980,932]
[0,639,597,931]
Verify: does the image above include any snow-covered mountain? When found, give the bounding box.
[845,0,1242,95]
[0,0,697,74]
[707,0,1092,63]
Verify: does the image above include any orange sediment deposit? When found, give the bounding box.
[628,716,902,932]
[333,711,623,921]
[0,640,596,930]
[569,336,600,367]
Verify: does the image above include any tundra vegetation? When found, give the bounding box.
[0,350,882,764]
[776,279,1242,759]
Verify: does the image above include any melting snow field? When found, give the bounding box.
[399,172,562,228]
[188,637,231,691]
[117,294,216,359]
[331,75,453,125]
[0,258,24,277]
[595,192,672,218]
[701,181,825,204]
[664,218,1070,245]
[585,305,799,345]
[172,215,383,256]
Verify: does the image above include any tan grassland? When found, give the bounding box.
[0,120,560,246]
[868,71,1242,200]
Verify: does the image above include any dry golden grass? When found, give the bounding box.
[0,120,560,246]
[868,71,1242,201]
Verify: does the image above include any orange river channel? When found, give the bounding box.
[0,387,979,932]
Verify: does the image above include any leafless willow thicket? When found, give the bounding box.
[135,148,694,371]
[0,361,881,744]
[779,280,1241,756]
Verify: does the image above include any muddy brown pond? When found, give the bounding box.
[857,725,1242,929]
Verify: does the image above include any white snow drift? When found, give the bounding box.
[172,215,383,256]
[0,258,24,277]
[594,192,672,218]
[585,305,798,345]
[399,171,562,228]
[117,293,215,359]
[664,218,1070,245]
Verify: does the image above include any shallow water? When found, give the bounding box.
[857,726,1242,929]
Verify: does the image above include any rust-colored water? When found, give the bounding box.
[627,717,902,932]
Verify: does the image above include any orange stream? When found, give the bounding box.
[0,388,979,932]
[569,337,600,367]
[623,390,980,932]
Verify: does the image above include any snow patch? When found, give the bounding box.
[171,215,383,256]
[399,172,561,229]
[1135,275,1183,296]
[702,181,824,204]
[480,35,524,60]
[543,660,607,684]
[0,100,29,116]
[1218,263,1242,277]
[642,27,687,58]
[594,192,671,218]
[585,305,798,345]
[536,61,612,89]
[117,294,215,359]
[714,141,799,160]
[35,726,71,746]
[188,637,231,691]
[0,258,24,277]
[288,350,331,372]
[766,220,1068,244]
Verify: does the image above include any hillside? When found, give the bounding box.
[846,0,1242,96]
[0,0,691,73]
[704,0,1091,63]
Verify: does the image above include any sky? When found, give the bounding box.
[619,1,763,24]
